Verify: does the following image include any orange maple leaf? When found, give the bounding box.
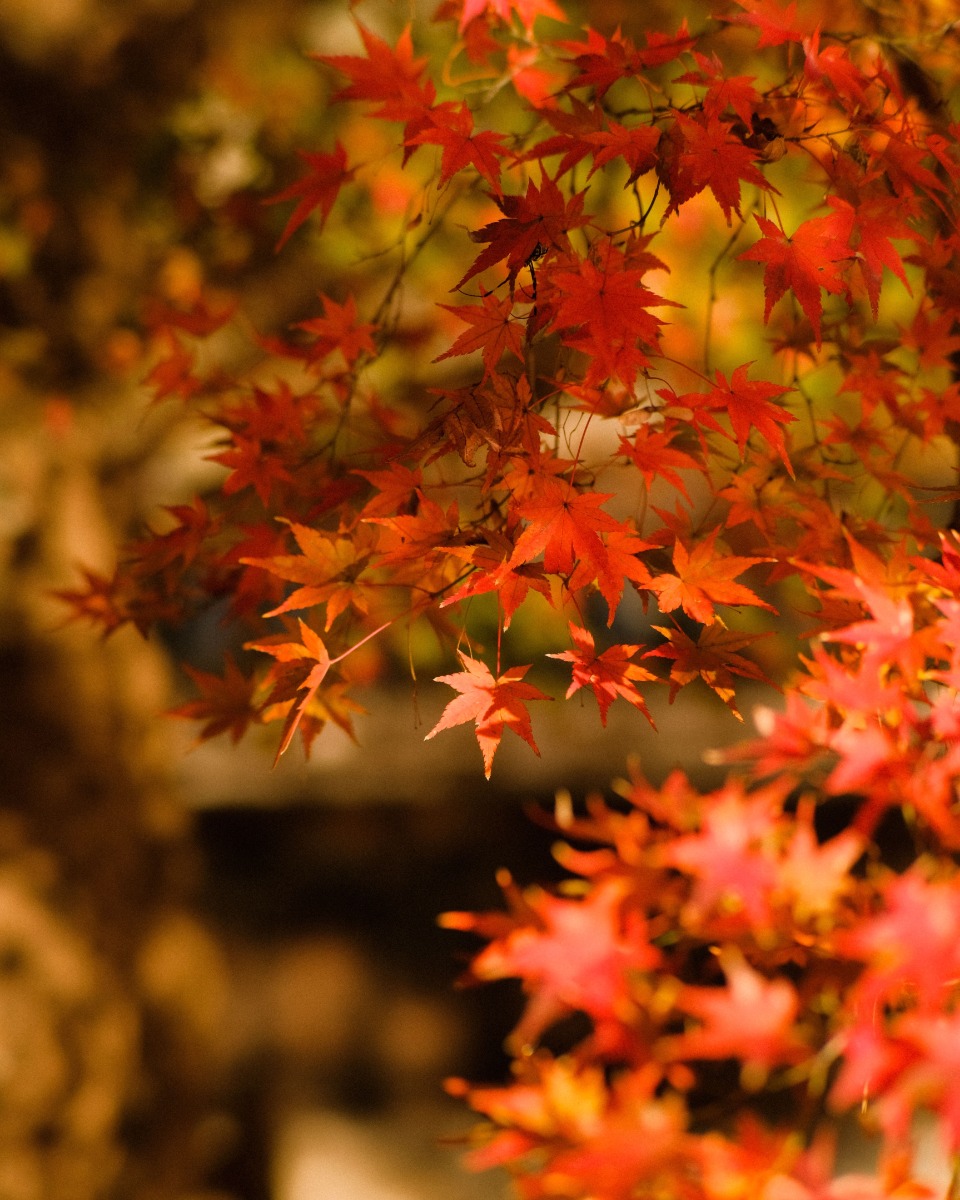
[645,622,774,718]
[450,875,661,1044]
[458,0,565,34]
[509,477,623,597]
[687,363,796,477]
[426,652,549,777]
[247,619,332,763]
[242,521,379,629]
[548,623,656,727]
[649,531,775,625]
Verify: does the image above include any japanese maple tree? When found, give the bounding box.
[59,0,960,1194]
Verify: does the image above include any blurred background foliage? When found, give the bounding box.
[0,0,958,1197]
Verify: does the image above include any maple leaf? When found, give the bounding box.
[838,872,960,1014]
[560,27,644,99]
[803,30,871,108]
[548,623,656,727]
[649,530,775,626]
[561,23,696,97]
[738,212,850,346]
[266,143,354,252]
[658,113,771,223]
[719,0,808,47]
[248,619,332,763]
[585,119,661,185]
[366,493,460,573]
[509,476,623,597]
[617,428,702,502]
[666,948,805,1077]
[441,533,551,628]
[242,521,379,629]
[54,566,139,637]
[434,292,524,377]
[663,782,785,930]
[142,293,236,338]
[454,174,589,293]
[406,101,506,194]
[675,51,762,126]
[145,330,202,403]
[127,498,218,573]
[171,656,259,745]
[525,97,605,178]
[599,527,655,619]
[645,623,774,718]
[208,434,293,507]
[458,0,565,33]
[774,800,864,925]
[826,195,915,320]
[296,293,377,368]
[690,363,796,476]
[457,875,661,1045]
[549,251,678,387]
[425,652,549,777]
[314,24,430,121]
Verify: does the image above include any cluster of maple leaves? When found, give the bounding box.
[59,0,960,1192]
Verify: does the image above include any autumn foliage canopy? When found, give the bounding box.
[61,0,960,1194]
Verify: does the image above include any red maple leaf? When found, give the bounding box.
[454,174,589,293]
[549,251,677,387]
[719,0,808,48]
[658,113,771,223]
[296,293,377,368]
[406,101,507,194]
[127,498,218,573]
[314,24,430,120]
[738,212,851,346]
[561,23,696,97]
[266,143,354,252]
[458,0,565,33]
[649,530,775,626]
[171,656,259,745]
[585,119,661,184]
[525,97,605,178]
[688,363,796,476]
[425,652,549,777]
[827,195,915,319]
[434,292,525,377]
[145,330,202,403]
[548,623,656,727]
[675,51,762,125]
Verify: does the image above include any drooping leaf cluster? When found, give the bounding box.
[57,0,960,1192]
